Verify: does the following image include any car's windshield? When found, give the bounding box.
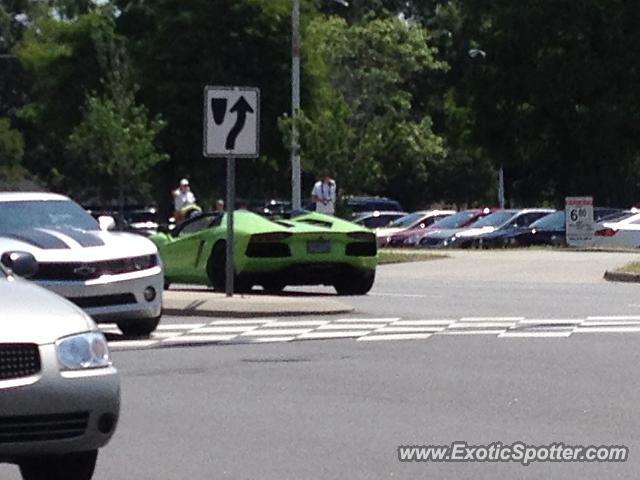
[470,210,516,228]
[0,200,99,233]
[431,211,478,229]
[387,212,426,229]
[530,211,565,230]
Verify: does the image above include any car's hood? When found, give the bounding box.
[0,278,94,344]
[0,227,157,262]
[455,226,497,238]
[375,227,404,238]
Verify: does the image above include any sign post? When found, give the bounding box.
[565,196,594,248]
[203,86,260,296]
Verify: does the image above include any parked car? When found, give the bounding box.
[344,196,404,215]
[387,208,493,247]
[472,209,556,247]
[376,210,456,247]
[593,210,640,249]
[0,252,119,480]
[512,207,624,247]
[0,192,163,336]
[150,210,378,295]
[353,210,408,229]
[419,209,553,248]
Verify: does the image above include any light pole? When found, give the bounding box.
[291,0,348,210]
[468,48,504,208]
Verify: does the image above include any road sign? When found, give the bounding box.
[203,86,260,158]
[565,196,594,247]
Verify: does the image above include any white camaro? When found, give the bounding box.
[593,211,640,249]
[0,192,163,335]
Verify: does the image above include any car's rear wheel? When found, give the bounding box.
[117,315,161,337]
[334,270,375,295]
[261,280,285,294]
[19,450,98,480]
[206,242,253,293]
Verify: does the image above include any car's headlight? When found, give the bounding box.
[56,332,111,370]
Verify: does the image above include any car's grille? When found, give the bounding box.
[0,344,41,380]
[33,255,158,281]
[345,242,377,257]
[0,412,89,443]
[68,293,137,308]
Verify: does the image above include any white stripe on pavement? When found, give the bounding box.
[335,318,399,323]
[498,331,572,338]
[574,326,640,333]
[315,323,383,330]
[162,334,237,343]
[240,328,313,336]
[372,326,445,333]
[459,317,525,322]
[157,324,205,330]
[262,320,330,327]
[392,320,454,326]
[358,333,433,341]
[297,331,371,339]
[586,316,640,321]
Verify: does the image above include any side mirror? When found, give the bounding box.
[1,251,38,278]
[98,215,116,231]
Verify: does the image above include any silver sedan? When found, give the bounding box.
[0,253,120,480]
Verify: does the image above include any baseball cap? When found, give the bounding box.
[179,178,189,186]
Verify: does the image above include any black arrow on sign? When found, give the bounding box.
[225,96,254,150]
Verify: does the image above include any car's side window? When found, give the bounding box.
[178,216,215,236]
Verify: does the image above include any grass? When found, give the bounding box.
[614,262,640,274]
[378,248,448,264]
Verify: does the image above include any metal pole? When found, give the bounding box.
[225,157,235,297]
[498,164,505,208]
[291,0,302,210]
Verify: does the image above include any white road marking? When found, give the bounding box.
[162,334,237,343]
[358,333,433,341]
[369,293,431,298]
[297,331,371,339]
[451,322,518,328]
[208,319,274,325]
[335,318,399,323]
[109,340,158,349]
[316,323,383,330]
[263,320,329,327]
[581,321,640,326]
[240,328,313,336]
[437,330,506,335]
[586,315,640,321]
[372,326,445,333]
[460,317,525,322]
[518,319,583,324]
[156,324,205,330]
[392,320,454,326]
[235,337,296,343]
[499,331,572,338]
[193,326,260,334]
[574,326,640,333]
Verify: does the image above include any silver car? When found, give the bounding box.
[0,192,163,335]
[0,253,119,480]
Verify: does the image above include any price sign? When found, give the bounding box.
[565,196,594,247]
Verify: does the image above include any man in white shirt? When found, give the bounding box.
[172,178,197,220]
[311,174,336,215]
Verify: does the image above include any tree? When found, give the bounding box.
[282,16,449,209]
[67,42,168,209]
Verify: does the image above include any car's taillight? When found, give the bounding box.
[250,232,292,242]
[595,228,618,237]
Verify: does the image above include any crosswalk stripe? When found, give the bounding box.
[194,326,260,334]
[586,316,640,321]
[162,334,237,343]
[451,322,518,328]
[109,340,158,349]
[437,330,506,335]
[240,328,313,336]
[574,326,640,333]
[372,326,445,333]
[297,331,371,339]
[460,317,525,322]
[316,324,383,330]
[335,318,399,323]
[358,333,432,341]
[263,320,330,327]
[498,331,572,338]
[156,324,205,330]
[392,320,453,326]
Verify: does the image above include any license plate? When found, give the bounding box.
[307,240,331,254]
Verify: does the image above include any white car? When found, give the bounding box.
[0,252,119,480]
[593,211,640,248]
[0,192,163,335]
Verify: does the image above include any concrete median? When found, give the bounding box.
[162,289,354,318]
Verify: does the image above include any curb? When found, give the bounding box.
[603,270,640,283]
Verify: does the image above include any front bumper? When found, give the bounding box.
[36,267,163,322]
[0,344,120,462]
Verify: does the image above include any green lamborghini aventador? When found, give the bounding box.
[150,210,378,294]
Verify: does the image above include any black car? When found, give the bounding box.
[511,207,625,247]
[344,196,404,215]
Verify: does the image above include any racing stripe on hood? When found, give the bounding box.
[1,229,70,249]
[53,228,105,247]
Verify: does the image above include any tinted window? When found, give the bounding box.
[0,200,98,233]
[530,211,565,230]
[431,211,478,229]
[387,212,427,229]
[178,215,218,236]
[470,211,517,228]
[517,212,553,227]
[362,215,401,228]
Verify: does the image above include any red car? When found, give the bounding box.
[386,208,494,247]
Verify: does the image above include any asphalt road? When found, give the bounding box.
[3,249,640,479]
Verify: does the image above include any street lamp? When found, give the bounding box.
[291,0,348,210]
[467,47,504,208]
